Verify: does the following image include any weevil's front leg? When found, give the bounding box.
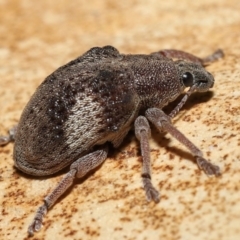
[145,108,220,176]
[28,145,108,236]
[153,49,224,66]
[134,116,160,203]
[0,125,17,146]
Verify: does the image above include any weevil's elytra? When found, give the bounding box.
[0,46,224,235]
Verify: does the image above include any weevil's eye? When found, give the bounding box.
[182,72,194,87]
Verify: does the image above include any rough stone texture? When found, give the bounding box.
[0,0,240,239]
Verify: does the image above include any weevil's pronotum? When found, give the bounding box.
[0,46,224,235]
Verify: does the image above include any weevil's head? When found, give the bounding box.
[175,60,215,92]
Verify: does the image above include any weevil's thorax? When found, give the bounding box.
[132,58,185,110]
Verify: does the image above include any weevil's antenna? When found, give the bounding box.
[169,85,196,119]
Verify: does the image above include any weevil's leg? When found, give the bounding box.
[0,125,17,146]
[134,116,160,203]
[156,49,203,64]
[201,49,224,65]
[28,145,108,236]
[153,49,224,66]
[145,108,220,176]
[169,85,196,119]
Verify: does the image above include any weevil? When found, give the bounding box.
[0,46,224,235]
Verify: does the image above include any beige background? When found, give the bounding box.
[0,0,240,240]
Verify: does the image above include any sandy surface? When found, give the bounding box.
[0,0,240,240]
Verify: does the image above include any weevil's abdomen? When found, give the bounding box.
[13,79,89,176]
[13,90,106,176]
[13,55,139,176]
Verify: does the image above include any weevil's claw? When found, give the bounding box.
[0,126,17,146]
[143,178,160,203]
[0,136,11,146]
[28,219,43,236]
[196,157,221,176]
[28,204,47,236]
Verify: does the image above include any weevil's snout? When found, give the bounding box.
[208,72,215,88]
[169,69,215,119]
[194,71,215,92]
[176,61,215,93]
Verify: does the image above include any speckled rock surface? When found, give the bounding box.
[0,0,240,240]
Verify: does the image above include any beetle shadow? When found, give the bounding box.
[163,91,214,116]
[150,90,214,163]
[108,132,136,160]
[101,91,214,168]
[14,161,108,209]
[150,130,195,163]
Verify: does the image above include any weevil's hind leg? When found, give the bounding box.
[0,125,17,146]
[153,49,224,66]
[134,116,160,203]
[145,108,220,176]
[28,145,108,236]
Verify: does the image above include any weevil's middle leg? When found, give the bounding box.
[134,116,160,203]
[145,108,220,176]
[28,145,108,236]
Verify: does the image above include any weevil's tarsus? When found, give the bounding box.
[134,116,160,203]
[28,204,47,236]
[0,136,11,146]
[142,176,160,203]
[28,146,108,236]
[0,125,17,146]
[146,108,220,176]
[196,156,220,176]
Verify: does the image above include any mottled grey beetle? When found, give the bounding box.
[0,46,224,235]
